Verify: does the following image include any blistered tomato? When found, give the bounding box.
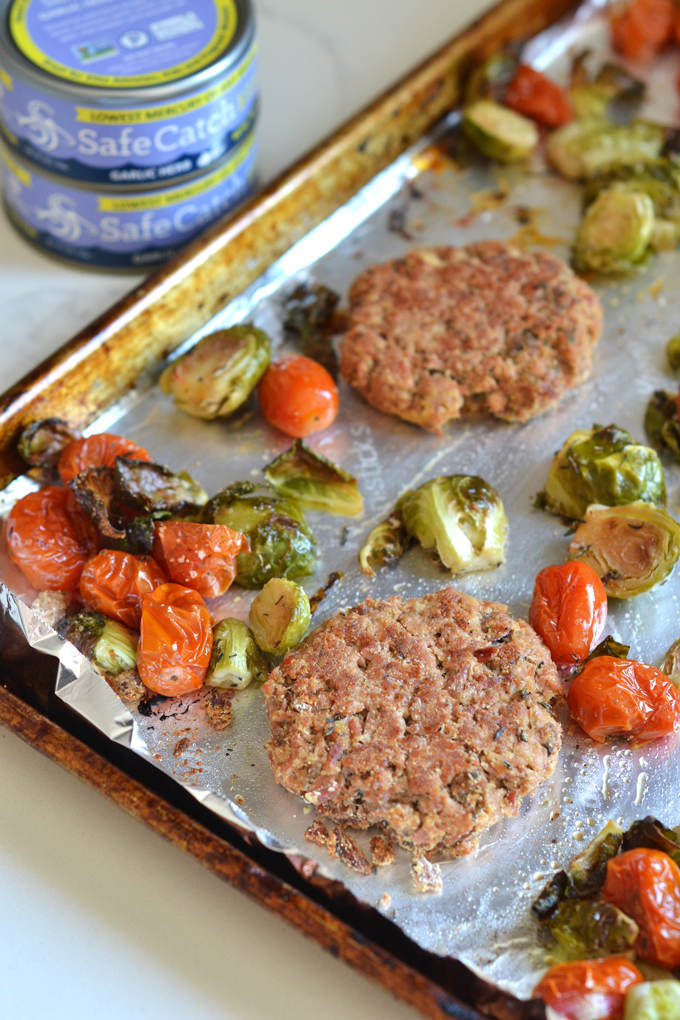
[529,561,607,667]
[152,521,249,599]
[533,957,643,1020]
[79,549,167,628]
[7,486,99,591]
[137,583,212,696]
[611,0,675,61]
[603,848,680,969]
[567,655,680,745]
[258,355,339,438]
[58,433,152,484]
[504,65,573,127]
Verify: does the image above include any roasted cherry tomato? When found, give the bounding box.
[529,561,607,667]
[611,0,675,61]
[58,433,152,484]
[7,485,99,591]
[568,655,680,745]
[603,848,680,969]
[152,521,249,599]
[137,582,212,696]
[533,957,643,1020]
[79,549,167,629]
[258,355,339,438]
[504,65,573,127]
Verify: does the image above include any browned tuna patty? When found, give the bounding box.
[263,587,563,857]
[340,242,603,431]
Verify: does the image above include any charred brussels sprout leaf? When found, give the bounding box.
[661,637,680,688]
[622,816,680,869]
[264,440,363,516]
[18,418,81,469]
[568,502,680,597]
[359,515,410,578]
[573,189,655,274]
[57,611,138,676]
[206,618,268,690]
[124,510,172,555]
[645,391,680,463]
[283,283,340,378]
[533,820,624,919]
[667,335,680,373]
[547,899,639,959]
[249,578,311,655]
[547,118,665,180]
[624,980,680,1019]
[585,635,630,662]
[398,475,508,574]
[464,50,518,105]
[543,424,666,519]
[68,466,126,542]
[462,100,538,162]
[159,325,271,419]
[114,458,207,514]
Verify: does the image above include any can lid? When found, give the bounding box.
[0,0,254,100]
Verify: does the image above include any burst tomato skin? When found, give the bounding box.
[137,583,212,696]
[529,561,607,667]
[533,957,643,1020]
[505,65,573,127]
[152,521,249,599]
[7,486,99,591]
[611,0,675,61]
[58,433,153,484]
[602,848,680,969]
[79,549,167,629]
[567,655,680,744]
[258,355,339,438]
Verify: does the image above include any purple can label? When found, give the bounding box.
[1,132,256,268]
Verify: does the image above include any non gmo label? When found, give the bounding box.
[9,0,239,88]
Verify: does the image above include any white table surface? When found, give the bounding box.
[0,3,496,1017]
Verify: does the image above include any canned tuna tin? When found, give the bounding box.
[1,131,257,268]
[0,0,256,186]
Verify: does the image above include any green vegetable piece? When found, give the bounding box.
[398,475,508,574]
[359,514,409,578]
[264,440,363,516]
[462,100,538,162]
[114,458,208,514]
[584,635,630,662]
[667,335,680,373]
[249,578,310,655]
[569,820,625,896]
[283,283,339,378]
[57,611,138,676]
[645,391,680,463]
[573,189,655,274]
[622,816,680,869]
[547,898,639,959]
[464,51,518,105]
[159,325,271,419]
[660,637,680,688]
[569,57,645,121]
[547,118,665,180]
[624,980,680,1019]
[568,501,680,598]
[124,509,172,555]
[18,418,80,469]
[203,483,317,588]
[206,618,268,690]
[583,158,680,222]
[543,424,666,520]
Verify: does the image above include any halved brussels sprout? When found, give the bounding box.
[398,475,508,574]
[249,578,311,655]
[359,514,410,578]
[547,118,665,180]
[568,502,680,597]
[18,418,80,469]
[203,483,317,588]
[667,335,680,373]
[573,189,655,274]
[546,898,638,959]
[114,458,207,514]
[533,820,624,920]
[660,637,680,687]
[264,440,363,517]
[624,980,680,1019]
[543,424,666,520]
[645,391,680,462]
[159,325,271,419]
[462,100,538,162]
[206,618,268,690]
[57,611,138,676]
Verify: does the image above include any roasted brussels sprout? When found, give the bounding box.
[533,820,624,919]
[159,325,271,419]
[203,482,317,588]
[546,898,639,959]
[68,466,126,542]
[621,816,680,869]
[264,440,363,516]
[57,611,138,676]
[569,55,645,121]
[581,158,680,254]
[661,637,680,687]
[249,578,311,655]
[462,100,538,162]
[398,475,508,574]
[124,509,172,555]
[568,502,680,597]
[114,458,207,514]
[205,618,268,690]
[283,282,340,378]
[645,390,680,462]
[543,424,666,520]
[359,514,410,578]
[667,335,680,373]
[573,189,655,274]
[584,634,630,662]
[18,418,80,469]
[547,118,665,180]
[624,980,680,1019]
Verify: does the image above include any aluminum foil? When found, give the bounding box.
[4,0,680,1001]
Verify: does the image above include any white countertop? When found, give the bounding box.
[0,3,495,1017]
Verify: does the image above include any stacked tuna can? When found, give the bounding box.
[0,0,257,269]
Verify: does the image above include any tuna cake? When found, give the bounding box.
[263,587,563,857]
[340,241,603,431]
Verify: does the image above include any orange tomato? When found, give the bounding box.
[529,561,607,667]
[7,486,99,591]
[567,655,680,744]
[137,582,212,696]
[533,958,643,1020]
[258,355,338,438]
[79,549,167,628]
[152,521,249,599]
[611,0,675,61]
[58,433,152,484]
[504,65,573,127]
[602,848,680,969]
